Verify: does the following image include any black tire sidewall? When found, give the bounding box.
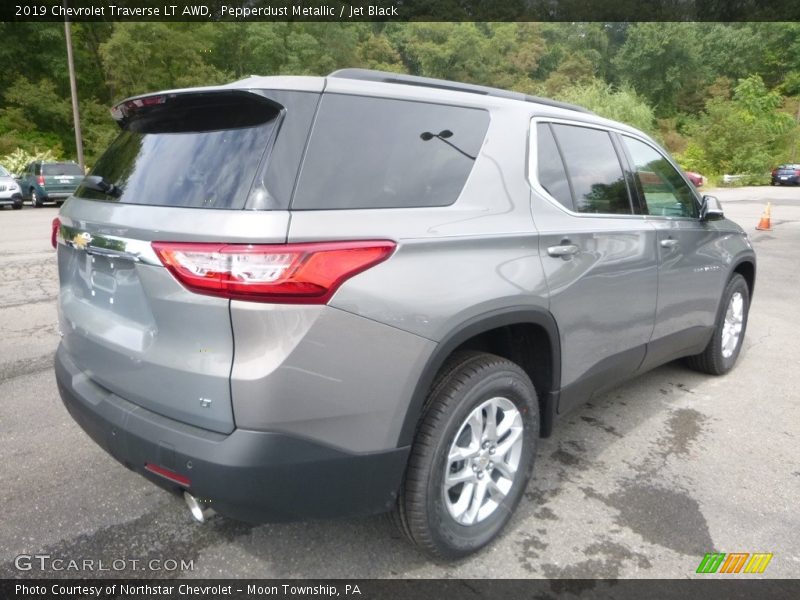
[422,362,538,557]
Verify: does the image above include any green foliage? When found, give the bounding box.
[613,23,710,117]
[99,23,230,98]
[0,21,798,184]
[681,76,796,176]
[0,147,58,175]
[556,80,656,136]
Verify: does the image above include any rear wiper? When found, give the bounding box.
[82,175,123,198]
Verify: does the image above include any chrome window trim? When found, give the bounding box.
[527,116,701,222]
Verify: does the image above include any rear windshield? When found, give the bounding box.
[43,163,83,176]
[75,93,281,209]
[292,94,489,210]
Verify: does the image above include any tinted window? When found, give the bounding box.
[622,136,698,218]
[43,163,83,176]
[536,123,573,210]
[76,93,281,209]
[292,95,489,210]
[551,124,631,215]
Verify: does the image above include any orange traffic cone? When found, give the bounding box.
[756,202,772,231]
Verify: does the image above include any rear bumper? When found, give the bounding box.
[43,191,72,200]
[55,345,409,522]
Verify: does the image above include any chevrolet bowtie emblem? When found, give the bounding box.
[72,232,93,249]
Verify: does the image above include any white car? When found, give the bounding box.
[0,165,23,210]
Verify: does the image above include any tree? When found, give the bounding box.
[556,79,656,136]
[613,23,708,116]
[681,75,796,175]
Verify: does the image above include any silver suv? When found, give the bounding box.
[55,69,755,559]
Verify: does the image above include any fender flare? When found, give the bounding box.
[396,306,562,446]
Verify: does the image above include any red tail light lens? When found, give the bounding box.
[795,170,800,176]
[51,217,60,249]
[152,241,395,304]
[37,175,45,186]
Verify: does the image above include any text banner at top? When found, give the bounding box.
[6,0,800,22]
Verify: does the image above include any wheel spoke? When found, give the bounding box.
[445,466,475,488]
[483,398,498,441]
[448,482,474,521]
[494,426,523,458]
[493,458,517,482]
[462,479,488,525]
[486,478,509,502]
[448,444,478,462]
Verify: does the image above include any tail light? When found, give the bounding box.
[51,217,60,249]
[37,175,45,186]
[795,169,800,176]
[152,240,395,304]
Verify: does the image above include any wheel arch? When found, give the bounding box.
[397,307,561,447]
[732,257,756,299]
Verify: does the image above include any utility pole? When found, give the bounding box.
[64,16,85,172]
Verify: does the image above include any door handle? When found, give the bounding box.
[547,244,579,258]
[660,238,678,249]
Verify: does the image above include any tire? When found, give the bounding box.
[394,351,539,559]
[685,274,750,375]
[12,200,22,210]
[30,189,42,208]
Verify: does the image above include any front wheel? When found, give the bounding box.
[394,352,539,559]
[686,274,750,375]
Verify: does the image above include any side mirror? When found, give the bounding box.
[701,195,724,221]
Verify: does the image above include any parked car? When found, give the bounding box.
[54,69,756,559]
[770,163,800,186]
[20,160,84,207]
[0,164,23,209]
[684,170,705,187]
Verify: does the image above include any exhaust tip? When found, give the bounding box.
[184,491,215,523]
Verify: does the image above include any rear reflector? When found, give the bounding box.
[51,217,60,249]
[152,240,395,304]
[144,463,191,487]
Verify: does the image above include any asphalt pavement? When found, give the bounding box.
[0,188,798,580]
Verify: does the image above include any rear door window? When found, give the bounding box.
[549,123,632,215]
[292,94,489,210]
[75,92,283,209]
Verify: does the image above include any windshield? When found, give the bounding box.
[0,166,10,177]
[76,92,282,209]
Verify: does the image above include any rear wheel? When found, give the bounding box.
[394,352,539,559]
[30,189,42,207]
[686,274,750,375]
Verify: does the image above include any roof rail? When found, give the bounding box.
[328,68,595,115]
